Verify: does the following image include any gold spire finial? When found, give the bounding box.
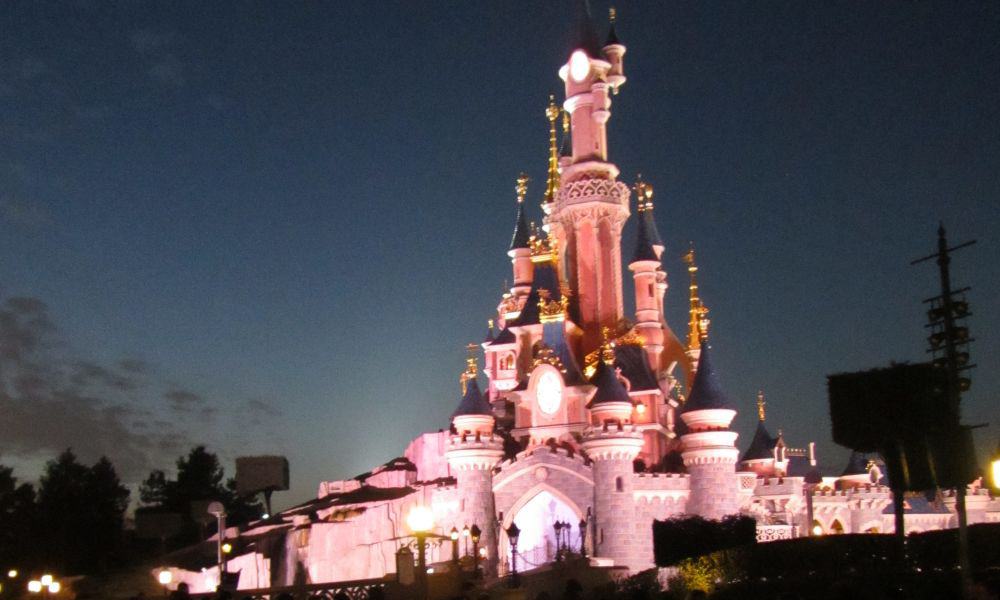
[515,173,529,203]
[460,343,478,393]
[609,6,617,23]
[600,327,615,365]
[633,174,654,212]
[487,318,494,330]
[543,96,561,206]
[682,244,704,350]
[757,390,766,422]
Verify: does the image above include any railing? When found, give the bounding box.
[189,578,391,600]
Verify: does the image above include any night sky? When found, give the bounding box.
[1,1,997,509]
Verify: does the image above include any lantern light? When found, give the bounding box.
[406,505,434,534]
[48,581,61,594]
[158,570,173,585]
[40,575,53,587]
[28,580,42,593]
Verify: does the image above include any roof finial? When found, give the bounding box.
[460,343,479,393]
[543,96,561,207]
[682,244,707,350]
[633,174,654,213]
[600,327,615,365]
[609,6,617,24]
[516,172,529,204]
[757,390,766,422]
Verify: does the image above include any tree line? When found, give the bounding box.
[0,446,262,577]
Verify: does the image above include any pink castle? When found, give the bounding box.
[162,10,1000,594]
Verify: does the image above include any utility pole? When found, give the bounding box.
[911,223,976,592]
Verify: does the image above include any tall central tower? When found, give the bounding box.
[547,11,631,353]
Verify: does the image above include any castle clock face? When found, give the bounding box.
[536,371,563,415]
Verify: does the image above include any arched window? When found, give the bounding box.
[615,477,624,492]
[830,519,845,534]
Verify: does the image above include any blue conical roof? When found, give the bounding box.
[682,343,734,412]
[452,378,492,418]
[587,360,631,408]
[631,211,660,263]
[642,209,663,248]
[509,202,530,251]
[741,421,776,462]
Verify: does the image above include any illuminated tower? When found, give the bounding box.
[547,8,631,353]
[581,336,644,568]
[628,178,665,372]
[679,339,740,519]
[446,356,504,574]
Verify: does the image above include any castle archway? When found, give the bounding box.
[498,484,585,574]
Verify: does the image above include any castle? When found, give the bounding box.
[163,10,999,594]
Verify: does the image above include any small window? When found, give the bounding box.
[615,476,624,492]
[647,282,654,297]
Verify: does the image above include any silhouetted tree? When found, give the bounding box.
[0,464,38,570]
[36,449,129,574]
[140,446,263,542]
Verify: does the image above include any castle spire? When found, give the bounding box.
[460,343,479,394]
[542,96,561,210]
[509,173,531,250]
[631,176,661,263]
[757,390,766,422]
[682,245,706,351]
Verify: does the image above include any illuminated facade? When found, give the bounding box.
[162,11,1000,594]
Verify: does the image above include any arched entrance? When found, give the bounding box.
[499,486,584,574]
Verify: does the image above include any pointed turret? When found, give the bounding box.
[572,0,603,58]
[453,377,492,418]
[587,359,631,407]
[603,7,626,93]
[681,343,733,413]
[542,96,562,214]
[509,174,531,251]
[605,6,621,46]
[508,174,534,297]
[631,178,661,263]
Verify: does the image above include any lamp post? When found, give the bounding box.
[406,505,434,600]
[449,527,460,570]
[469,524,482,579]
[579,519,588,557]
[506,522,521,588]
[207,501,227,589]
[158,569,172,597]
[990,440,1000,494]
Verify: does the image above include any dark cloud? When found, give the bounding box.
[0,295,188,481]
[246,398,281,418]
[165,388,202,410]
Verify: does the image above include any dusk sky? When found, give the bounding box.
[1,1,997,509]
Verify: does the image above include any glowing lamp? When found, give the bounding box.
[990,440,1000,492]
[158,570,172,585]
[469,524,481,544]
[7,570,17,578]
[262,513,270,519]
[406,505,434,534]
[28,580,42,593]
[569,50,590,82]
[221,543,232,554]
[812,525,823,536]
[48,581,60,594]
[462,526,470,538]
[478,547,487,558]
[450,527,459,541]
[635,403,646,415]
[40,575,52,587]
